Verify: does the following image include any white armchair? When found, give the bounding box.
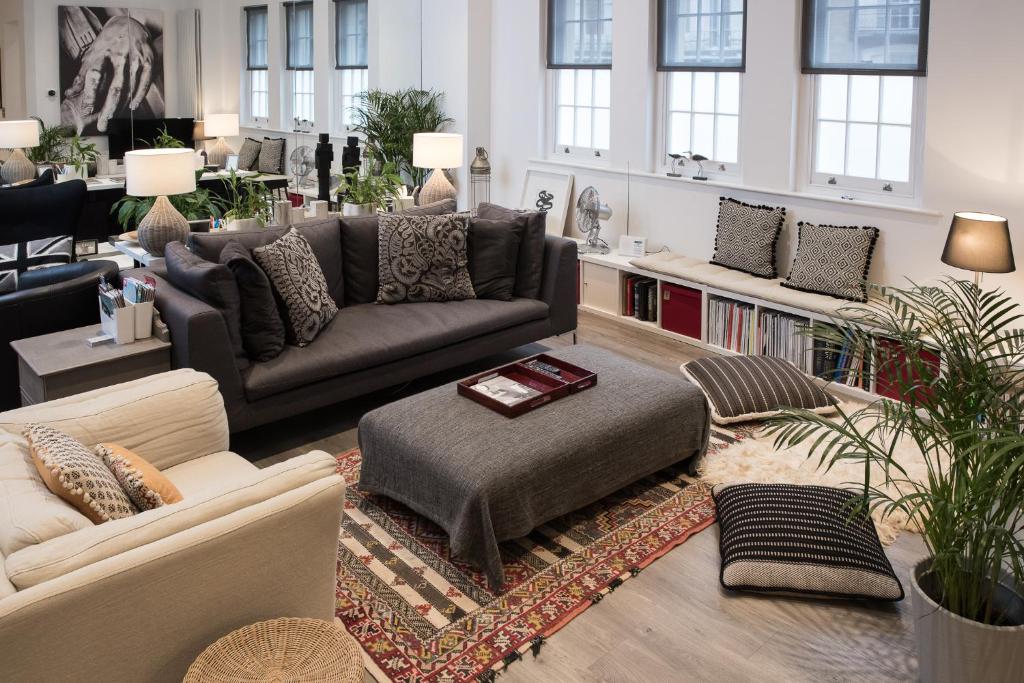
[0,370,346,682]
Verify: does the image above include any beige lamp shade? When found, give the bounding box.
[941,212,1015,274]
[203,113,239,138]
[125,149,197,197]
[0,120,40,149]
[413,133,463,169]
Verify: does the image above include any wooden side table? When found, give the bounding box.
[10,325,171,406]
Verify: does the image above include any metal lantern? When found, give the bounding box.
[470,147,491,212]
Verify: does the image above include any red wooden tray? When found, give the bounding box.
[457,353,597,417]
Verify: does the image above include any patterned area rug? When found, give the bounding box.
[333,429,741,682]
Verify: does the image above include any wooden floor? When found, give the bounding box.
[246,310,925,682]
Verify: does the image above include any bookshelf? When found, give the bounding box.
[576,251,938,403]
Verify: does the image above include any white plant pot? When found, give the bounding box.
[343,202,375,217]
[911,559,1024,682]
[224,217,264,232]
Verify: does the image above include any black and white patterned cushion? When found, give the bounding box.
[710,197,786,279]
[714,483,904,601]
[782,223,879,303]
[0,237,74,293]
[377,213,476,304]
[238,137,263,171]
[681,356,836,425]
[253,228,338,347]
[258,137,286,174]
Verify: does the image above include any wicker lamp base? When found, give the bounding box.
[185,618,364,683]
[419,168,457,206]
[137,195,190,257]
[208,137,236,169]
[1,148,37,184]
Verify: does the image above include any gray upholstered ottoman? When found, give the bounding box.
[357,344,710,588]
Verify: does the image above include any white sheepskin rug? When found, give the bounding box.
[700,406,929,545]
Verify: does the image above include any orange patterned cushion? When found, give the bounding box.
[96,444,184,511]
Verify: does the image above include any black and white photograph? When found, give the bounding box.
[57,6,165,135]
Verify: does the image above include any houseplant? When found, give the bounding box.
[349,88,453,187]
[112,170,225,232]
[26,117,72,167]
[222,170,272,230]
[766,279,1024,681]
[65,134,98,179]
[335,163,403,216]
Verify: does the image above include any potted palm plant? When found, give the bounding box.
[767,280,1024,682]
[26,117,72,171]
[222,170,272,230]
[335,163,403,217]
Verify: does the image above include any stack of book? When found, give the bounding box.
[760,310,810,371]
[813,334,871,389]
[623,275,659,323]
[708,298,757,354]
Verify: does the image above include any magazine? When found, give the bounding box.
[470,374,542,406]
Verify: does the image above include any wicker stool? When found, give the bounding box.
[185,618,363,683]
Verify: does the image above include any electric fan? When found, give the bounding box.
[575,186,613,254]
[289,145,315,187]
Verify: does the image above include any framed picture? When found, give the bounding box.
[520,170,574,237]
[225,154,240,171]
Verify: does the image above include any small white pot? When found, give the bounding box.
[342,202,375,217]
[224,217,264,232]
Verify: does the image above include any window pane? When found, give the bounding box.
[669,112,691,155]
[816,120,846,174]
[848,75,880,123]
[716,114,739,164]
[817,75,848,120]
[716,72,740,115]
[878,124,911,182]
[593,70,611,108]
[593,108,610,150]
[693,72,715,112]
[575,107,593,147]
[846,122,878,178]
[576,70,593,107]
[669,72,692,111]
[692,113,715,157]
[558,70,575,105]
[880,76,913,125]
[557,106,575,146]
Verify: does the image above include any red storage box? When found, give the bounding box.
[875,338,940,404]
[661,283,702,340]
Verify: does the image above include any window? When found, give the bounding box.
[334,0,368,132]
[285,1,314,128]
[802,0,930,195]
[658,0,746,173]
[547,0,612,158]
[244,6,269,124]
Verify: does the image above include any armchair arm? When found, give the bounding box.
[539,236,578,336]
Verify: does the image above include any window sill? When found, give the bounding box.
[529,157,942,218]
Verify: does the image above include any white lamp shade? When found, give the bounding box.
[413,133,464,169]
[203,113,240,138]
[125,149,197,197]
[0,120,40,149]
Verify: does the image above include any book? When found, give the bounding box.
[646,282,658,322]
[470,374,542,407]
[624,276,636,316]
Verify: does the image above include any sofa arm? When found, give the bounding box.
[136,270,249,428]
[0,369,228,470]
[0,476,345,683]
[539,236,579,336]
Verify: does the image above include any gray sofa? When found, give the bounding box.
[134,208,578,433]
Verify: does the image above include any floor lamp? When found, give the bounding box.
[941,212,1015,287]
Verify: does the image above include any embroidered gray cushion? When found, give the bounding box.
[710,197,786,279]
[257,137,285,174]
[253,228,338,347]
[377,213,476,304]
[237,137,262,171]
[782,223,879,303]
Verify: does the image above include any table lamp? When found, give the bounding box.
[941,212,1015,287]
[203,114,240,168]
[0,119,40,184]
[126,149,197,257]
[413,133,463,205]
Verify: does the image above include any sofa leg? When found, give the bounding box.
[572,331,578,345]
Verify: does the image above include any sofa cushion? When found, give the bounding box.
[219,240,286,361]
[0,551,14,598]
[97,443,184,511]
[0,432,93,557]
[253,228,339,347]
[162,451,258,500]
[258,137,286,174]
[243,298,550,401]
[377,213,475,304]
[165,242,249,370]
[469,218,521,301]
[340,199,458,305]
[3,451,338,590]
[477,202,545,299]
[188,218,344,306]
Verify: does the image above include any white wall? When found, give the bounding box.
[489,0,1024,303]
[0,0,26,120]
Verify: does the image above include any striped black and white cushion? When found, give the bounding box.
[681,356,836,424]
[714,483,904,601]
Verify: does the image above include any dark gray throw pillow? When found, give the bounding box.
[164,242,248,369]
[340,199,458,306]
[710,197,786,279]
[237,138,262,171]
[477,202,545,299]
[782,223,879,303]
[468,218,521,301]
[377,213,475,304]
[253,228,338,347]
[258,137,286,174]
[219,241,286,362]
